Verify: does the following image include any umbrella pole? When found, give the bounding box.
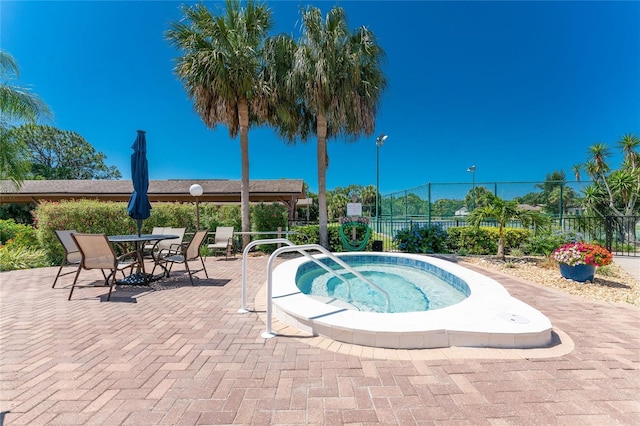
[137,219,142,237]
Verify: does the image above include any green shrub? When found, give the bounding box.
[201,205,241,232]
[251,203,288,253]
[393,224,448,254]
[446,226,531,255]
[0,245,48,271]
[446,227,497,255]
[289,224,319,246]
[142,203,197,230]
[522,230,581,257]
[34,200,202,264]
[0,219,39,248]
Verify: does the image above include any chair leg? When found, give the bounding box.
[105,270,115,286]
[184,262,195,286]
[107,270,116,301]
[52,259,66,288]
[68,266,83,301]
[200,257,208,279]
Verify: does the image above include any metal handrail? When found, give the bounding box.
[260,243,391,338]
[239,238,296,313]
[241,239,391,314]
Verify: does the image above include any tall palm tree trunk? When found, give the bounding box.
[317,114,328,248]
[239,98,251,249]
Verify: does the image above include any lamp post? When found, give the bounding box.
[466,165,476,210]
[189,183,203,230]
[376,134,388,233]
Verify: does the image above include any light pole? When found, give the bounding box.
[376,134,388,232]
[189,183,203,230]
[467,165,476,210]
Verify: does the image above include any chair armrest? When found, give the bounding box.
[117,250,142,264]
[168,242,185,250]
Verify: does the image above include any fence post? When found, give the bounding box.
[559,184,564,225]
[605,216,613,252]
[427,183,431,227]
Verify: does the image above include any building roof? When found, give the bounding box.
[0,179,305,204]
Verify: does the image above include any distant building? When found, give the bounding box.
[517,204,543,212]
[455,206,469,216]
[566,206,586,215]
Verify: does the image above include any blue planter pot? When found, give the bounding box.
[559,263,596,282]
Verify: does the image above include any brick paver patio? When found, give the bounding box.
[1,254,638,425]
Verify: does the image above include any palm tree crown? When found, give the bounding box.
[0,50,50,186]
[468,193,549,260]
[283,5,387,247]
[166,0,273,246]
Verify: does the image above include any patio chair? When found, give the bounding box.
[207,226,234,260]
[159,227,186,251]
[52,230,82,288]
[69,233,141,301]
[145,227,186,260]
[143,227,169,255]
[154,229,209,286]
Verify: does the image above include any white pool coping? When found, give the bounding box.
[270,252,553,349]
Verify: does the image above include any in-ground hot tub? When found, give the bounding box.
[270,252,553,349]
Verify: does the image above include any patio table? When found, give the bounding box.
[108,234,178,285]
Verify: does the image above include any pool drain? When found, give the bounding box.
[498,312,530,324]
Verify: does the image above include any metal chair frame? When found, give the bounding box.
[52,230,82,288]
[154,230,209,286]
[69,233,141,301]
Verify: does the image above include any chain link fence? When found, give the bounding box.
[380,180,590,221]
[368,180,637,256]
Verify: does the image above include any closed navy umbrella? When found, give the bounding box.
[127,130,151,236]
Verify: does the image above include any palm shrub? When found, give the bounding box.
[394,224,448,254]
[467,194,550,260]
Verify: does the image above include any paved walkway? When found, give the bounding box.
[0,255,638,425]
[614,256,640,282]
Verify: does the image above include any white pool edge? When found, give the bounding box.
[271,252,553,349]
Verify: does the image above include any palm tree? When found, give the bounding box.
[279,5,386,248]
[0,50,50,187]
[618,133,639,171]
[166,0,273,248]
[467,194,549,260]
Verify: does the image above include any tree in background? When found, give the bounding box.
[578,133,639,243]
[360,185,377,212]
[431,199,464,218]
[535,171,579,216]
[464,186,492,211]
[280,5,386,248]
[467,193,549,260]
[166,0,273,248]
[0,50,50,187]
[9,124,121,180]
[514,171,580,216]
[327,191,349,222]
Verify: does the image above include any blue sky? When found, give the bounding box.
[2,1,639,196]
